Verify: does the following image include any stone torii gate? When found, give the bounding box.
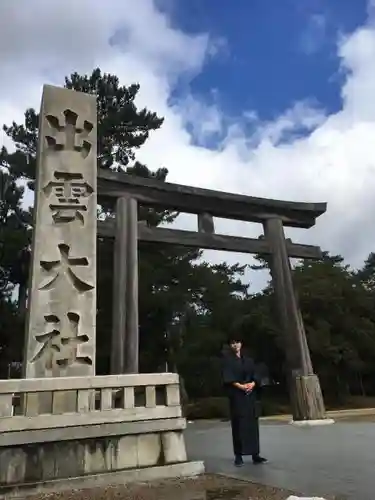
[97,171,329,422]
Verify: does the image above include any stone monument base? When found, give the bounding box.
[1,455,204,499]
[0,373,204,498]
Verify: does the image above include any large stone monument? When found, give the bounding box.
[24,86,97,414]
[25,86,97,381]
[0,85,203,498]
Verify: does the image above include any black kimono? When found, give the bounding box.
[222,351,261,457]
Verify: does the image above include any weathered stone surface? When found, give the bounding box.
[114,436,138,470]
[0,448,26,484]
[83,440,112,474]
[54,440,85,478]
[166,384,180,407]
[162,431,187,463]
[0,394,13,417]
[25,85,97,385]
[0,376,192,489]
[38,446,55,481]
[137,434,162,467]
[0,373,179,394]
[0,417,186,447]
[0,432,204,498]
[0,462,205,499]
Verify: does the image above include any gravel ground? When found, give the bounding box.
[22,474,344,500]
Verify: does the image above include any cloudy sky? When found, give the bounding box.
[1,0,375,291]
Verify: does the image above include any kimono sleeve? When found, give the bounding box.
[251,361,261,385]
[222,355,237,385]
[250,361,264,398]
[244,357,260,383]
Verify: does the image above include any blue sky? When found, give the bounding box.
[164,0,368,121]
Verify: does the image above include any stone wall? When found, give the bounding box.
[0,373,204,497]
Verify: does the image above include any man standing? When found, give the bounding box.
[222,334,267,467]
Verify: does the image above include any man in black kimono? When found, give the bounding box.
[222,335,267,467]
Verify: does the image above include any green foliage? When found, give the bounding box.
[0,168,31,290]
[184,395,291,420]
[0,297,24,378]
[356,252,375,291]
[65,70,164,170]
[295,254,375,399]
[2,68,164,187]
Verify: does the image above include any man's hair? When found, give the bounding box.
[226,333,244,345]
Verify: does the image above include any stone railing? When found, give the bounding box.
[0,373,204,497]
[0,373,181,432]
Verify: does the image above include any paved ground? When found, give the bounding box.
[185,420,375,500]
[260,407,375,424]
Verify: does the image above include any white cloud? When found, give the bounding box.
[1,0,375,291]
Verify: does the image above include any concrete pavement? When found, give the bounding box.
[185,420,375,500]
[260,407,375,423]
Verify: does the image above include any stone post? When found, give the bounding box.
[24,85,97,412]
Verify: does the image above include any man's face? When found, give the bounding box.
[230,340,242,353]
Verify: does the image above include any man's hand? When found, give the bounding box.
[236,382,256,392]
[244,382,255,392]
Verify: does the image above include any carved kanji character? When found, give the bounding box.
[31,312,92,369]
[43,171,93,224]
[45,109,93,158]
[39,243,94,292]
